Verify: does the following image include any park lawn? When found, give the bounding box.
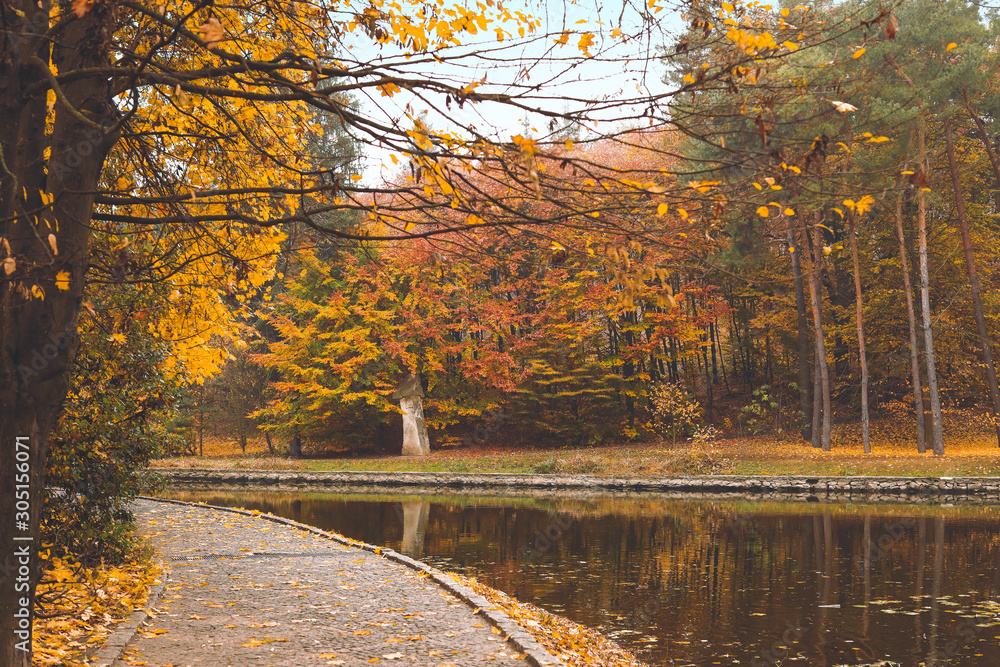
[154,408,1000,478]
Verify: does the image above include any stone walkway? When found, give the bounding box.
[116,499,535,666]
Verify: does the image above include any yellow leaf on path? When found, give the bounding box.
[564,139,573,151]
[946,42,958,51]
[853,47,865,58]
[109,333,127,344]
[657,203,669,216]
[756,206,770,217]
[31,284,44,300]
[55,270,71,291]
[783,41,798,51]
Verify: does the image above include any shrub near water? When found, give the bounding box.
[45,290,177,564]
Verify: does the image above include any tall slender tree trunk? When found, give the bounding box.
[917,123,945,456]
[944,116,1000,447]
[804,221,823,449]
[692,296,714,423]
[788,227,813,442]
[713,320,730,392]
[709,319,719,383]
[895,189,927,454]
[962,87,1000,193]
[800,212,832,451]
[812,353,823,449]
[848,209,871,453]
[198,385,205,457]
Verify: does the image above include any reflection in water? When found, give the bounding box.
[162,491,1000,666]
[400,501,430,558]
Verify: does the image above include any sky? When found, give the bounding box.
[333,0,688,183]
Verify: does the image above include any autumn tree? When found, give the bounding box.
[0,0,891,661]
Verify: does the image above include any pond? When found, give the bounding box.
[160,490,1000,666]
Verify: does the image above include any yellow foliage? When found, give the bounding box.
[33,554,162,667]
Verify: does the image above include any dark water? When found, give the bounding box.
[161,490,1000,666]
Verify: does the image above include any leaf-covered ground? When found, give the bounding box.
[32,552,162,666]
[33,529,648,667]
[445,572,648,667]
[155,408,1000,478]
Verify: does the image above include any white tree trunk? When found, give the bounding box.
[400,395,431,456]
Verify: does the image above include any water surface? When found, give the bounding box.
[161,490,1000,666]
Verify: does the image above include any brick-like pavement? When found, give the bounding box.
[115,499,535,666]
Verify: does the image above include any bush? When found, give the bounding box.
[44,293,179,565]
[650,383,702,444]
[737,383,802,436]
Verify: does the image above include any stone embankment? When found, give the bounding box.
[158,470,1000,504]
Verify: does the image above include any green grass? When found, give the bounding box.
[154,409,1000,478]
[154,435,1000,479]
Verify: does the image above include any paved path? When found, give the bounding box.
[117,499,534,666]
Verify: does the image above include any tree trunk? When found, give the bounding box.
[962,86,1000,193]
[895,189,927,454]
[198,385,205,457]
[917,122,945,456]
[788,227,813,442]
[1,4,118,663]
[799,212,832,451]
[264,431,276,455]
[708,319,718,383]
[712,320,730,392]
[944,115,1000,447]
[691,296,713,423]
[848,209,871,453]
[811,353,823,449]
